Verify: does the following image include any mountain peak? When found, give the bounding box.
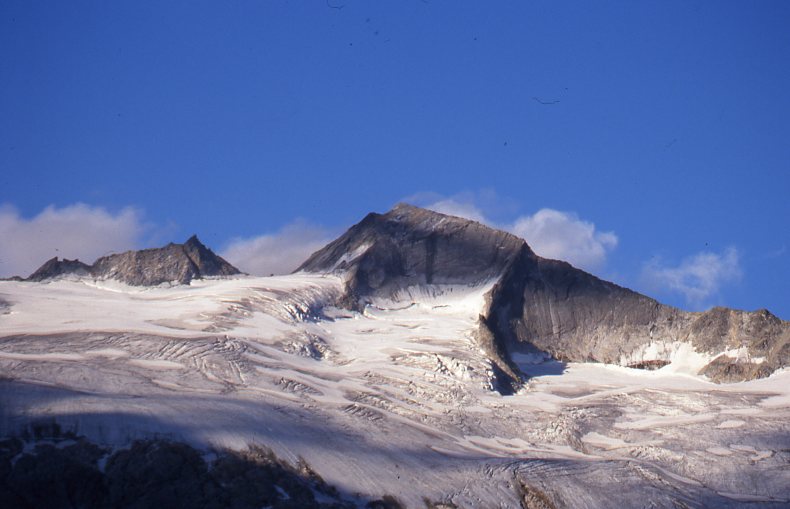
[299,204,790,389]
[384,202,488,229]
[386,202,447,220]
[184,234,203,247]
[297,203,529,299]
[26,257,92,282]
[390,202,419,212]
[24,237,240,286]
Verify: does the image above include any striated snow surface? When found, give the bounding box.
[1,275,789,508]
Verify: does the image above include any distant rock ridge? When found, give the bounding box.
[298,203,790,390]
[24,235,241,286]
[26,257,92,282]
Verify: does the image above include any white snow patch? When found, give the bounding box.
[331,242,372,270]
[85,348,131,359]
[372,280,495,316]
[581,432,662,450]
[715,346,765,364]
[614,413,716,431]
[0,351,85,362]
[717,419,745,429]
[621,341,767,376]
[619,341,712,375]
[127,359,185,370]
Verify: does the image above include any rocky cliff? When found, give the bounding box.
[299,204,790,389]
[23,235,241,286]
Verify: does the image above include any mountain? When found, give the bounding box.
[298,203,526,301]
[299,203,790,387]
[23,235,241,286]
[26,257,93,281]
[3,205,790,507]
[17,205,789,385]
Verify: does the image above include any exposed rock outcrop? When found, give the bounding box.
[26,257,92,282]
[298,204,790,388]
[23,235,241,286]
[0,432,387,509]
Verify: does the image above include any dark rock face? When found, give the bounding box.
[299,204,790,387]
[0,433,401,509]
[24,235,241,286]
[0,433,108,509]
[298,203,527,308]
[483,254,681,365]
[182,235,239,278]
[26,257,92,282]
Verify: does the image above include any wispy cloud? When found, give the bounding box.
[0,203,148,278]
[408,192,618,272]
[641,247,742,309]
[762,245,786,260]
[221,220,333,276]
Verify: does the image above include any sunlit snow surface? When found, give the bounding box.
[1,275,788,507]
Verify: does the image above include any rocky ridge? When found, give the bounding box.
[298,204,790,389]
[23,235,240,286]
[0,429,407,509]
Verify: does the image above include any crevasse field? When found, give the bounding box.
[1,275,788,507]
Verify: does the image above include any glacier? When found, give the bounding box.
[1,274,788,507]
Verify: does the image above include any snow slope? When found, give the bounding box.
[1,276,789,507]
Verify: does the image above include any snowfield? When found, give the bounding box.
[1,275,788,507]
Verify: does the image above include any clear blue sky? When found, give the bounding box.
[1,1,788,317]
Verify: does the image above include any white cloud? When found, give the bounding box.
[414,192,618,272]
[641,247,742,309]
[0,203,146,278]
[510,209,618,272]
[222,220,332,276]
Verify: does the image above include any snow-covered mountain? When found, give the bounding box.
[0,205,788,508]
[300,204,790,386]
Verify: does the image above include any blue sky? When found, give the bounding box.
[1,1,788,317]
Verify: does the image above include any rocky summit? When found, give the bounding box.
[299,203,790,387]
[24,235,241,286]
[26,257,93,282]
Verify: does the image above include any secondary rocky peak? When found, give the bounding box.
[24,236,241,286]
[26,257,92,282]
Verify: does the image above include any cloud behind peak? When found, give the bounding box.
[0,203,146,278]
[414,192,618,273]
